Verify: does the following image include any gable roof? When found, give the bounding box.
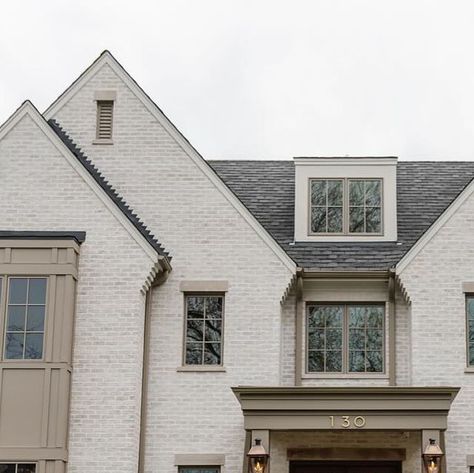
[209,160,474,271]
[0,101,171,269]
[43,51,296,272]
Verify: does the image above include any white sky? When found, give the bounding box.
[1,0,474,160]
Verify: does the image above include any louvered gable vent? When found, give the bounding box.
[96,100,114,140]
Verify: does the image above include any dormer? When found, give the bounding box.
[294,157,397,242]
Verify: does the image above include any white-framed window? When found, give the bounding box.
[184,294,224,366]
[309,178,383,235]
[306,303,385,374]
[0,464,36,473]
[3,277,47,360]
[178,468,220,473]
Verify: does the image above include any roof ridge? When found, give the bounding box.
[48,119,171,260]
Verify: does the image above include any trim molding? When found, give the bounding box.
[287,448,406,461]
[179,280,229,293]
[174,454,225,466]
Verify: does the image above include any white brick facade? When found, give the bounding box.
[1,51,472,473]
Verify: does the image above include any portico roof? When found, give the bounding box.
[232,386,460,431]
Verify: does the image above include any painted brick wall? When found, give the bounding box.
[52,62,295,472]
[0,114,155,473]
[398,187,474,472]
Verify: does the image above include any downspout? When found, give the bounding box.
[138,269,170,473]
[295,268,304,386]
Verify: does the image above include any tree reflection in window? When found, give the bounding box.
[185,295,223,365]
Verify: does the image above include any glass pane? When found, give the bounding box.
[5,333,24,359]
[27,306,45,332]
[186,320,204,342]
[308,351,324,372]
[185,343,202,364]
[367,329,383,350]
[179,468,219,473]
[18,465,36,473]
[28,278,47,304]
[206,297,223,319]
[349,180,364,206]
[327,207,343,233]
[467,297,474,319]
[311,180,326,206]
[325,306,343,327]
[366,351,383,372]
[349,307,366,327]
[366,207,381,233]
[9,278,28,304]
[308,328,325,350]
[187,296,204,319]
[25,333,43,359]
[367,306,384,327]
[311,207,326,233]
[308,307,325,327]
[204,319,222,342]
[469,320,474,344]
[204,343,221,365]
[349,207,364,233]
[327,180,343,206]
[469,344,474,366]
[326,329,342,350]
[326,351,342,372]
[349,329,365,350]
[349,351,366,372]
[7,306,26,331]
[365,180,381,206]
[0,466,16,473]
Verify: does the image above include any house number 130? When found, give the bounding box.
[329,415,366,428]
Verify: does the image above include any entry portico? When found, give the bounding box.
[233,387,459,473]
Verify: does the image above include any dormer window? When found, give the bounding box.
[294,157,396,242]
[310,178,382,235]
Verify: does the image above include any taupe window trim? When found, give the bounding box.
[308,178,384,236]
[181,293,225,368]
[305,302,386,376]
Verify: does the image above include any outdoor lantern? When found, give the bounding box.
[423,438,444,473]
[247,438,269,473]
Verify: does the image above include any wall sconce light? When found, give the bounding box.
[423,438,444,473]
[247,438,269,473]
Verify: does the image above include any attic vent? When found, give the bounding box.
[96,100,114,140]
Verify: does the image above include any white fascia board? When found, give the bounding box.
[0,101,159,263]
[44,51,296,273]
[396,178,474,274]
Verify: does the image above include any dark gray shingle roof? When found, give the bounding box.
[49,120,171,260]
[209,160,474,270]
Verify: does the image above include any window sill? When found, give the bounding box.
[177,365,226,373]
[92,139,113,145]
[464,367,474,373]
[302,373,389,380]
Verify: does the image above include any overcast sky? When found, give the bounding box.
[1,0,474,160]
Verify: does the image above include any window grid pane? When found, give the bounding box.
[349,179,382,234]
[5,278,46,360]
[307,304,385,374]
[178,468,220,473]
[310,179,343,233]
[185,295,223,366]
[0,464,36,473]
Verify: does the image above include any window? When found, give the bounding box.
[4,277,47,360]
[0,464,36,473]
[307,304,385,374]
[309,178,383,235]
[96,100,114,140]
[184,295,223,366]
[178,468,220,473]
[467,296,474,365]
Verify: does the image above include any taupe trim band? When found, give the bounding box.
[174,454,225,466]
[462,282,474,293]
[287,448,406,461]
[94,90,117,101]
[0,264,78,278]
[179,280,229,292]
[0,447,67,461]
